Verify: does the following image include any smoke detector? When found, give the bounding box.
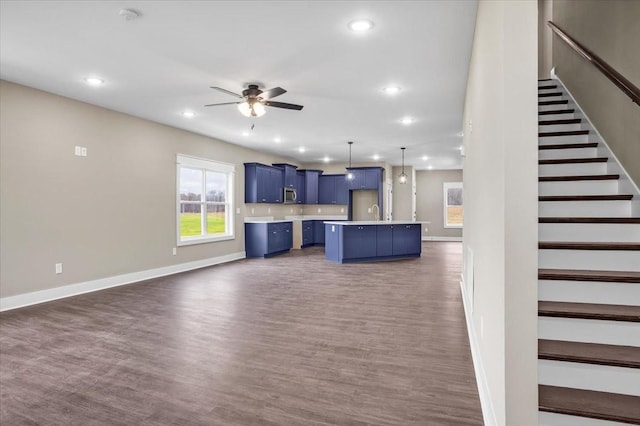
[119,8,142,21]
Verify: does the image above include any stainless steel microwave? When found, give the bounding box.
[283,187,297,204]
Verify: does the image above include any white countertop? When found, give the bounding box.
[324,221,429,226]
[284,215,348,221]
[244,216,293,224]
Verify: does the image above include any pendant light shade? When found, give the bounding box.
[346,141,354,180]
[398,147,407,184]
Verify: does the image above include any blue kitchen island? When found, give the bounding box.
[324,221,423,263]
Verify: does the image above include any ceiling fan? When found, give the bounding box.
[205,84,304,117]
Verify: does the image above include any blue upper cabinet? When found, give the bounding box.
[346,167,383,190]
[273,163,297,188]
[295,171,306,204]
[245,163,284,203]
[301,170,321,204]
[318,174,349,205]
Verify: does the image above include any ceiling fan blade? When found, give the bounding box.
[259,87,286,99]
[204,101,242,107]
[263,100,304,111]
[210,86,243,99]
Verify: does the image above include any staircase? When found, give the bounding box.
[537,79,640,426]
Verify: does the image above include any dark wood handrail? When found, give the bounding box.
[547,21,640,106]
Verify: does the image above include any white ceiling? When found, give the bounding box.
[0,1,477,170]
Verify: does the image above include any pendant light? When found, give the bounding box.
[398,147,408,184]
[346,141,354,180]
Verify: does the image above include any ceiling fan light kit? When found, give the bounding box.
[206,84,303,117]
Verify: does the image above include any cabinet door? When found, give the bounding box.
[269,168,283,203]
[305,171,319,204]
[281,223,292,251]
[392,224,421,255]
[283,165,296,188]
[347,169,364,189]
[364,169,381,190]
[313,220,325,244]
[343,226,376,259]
[318,175,334,204]
[335,175,349,205]
[302,221,314,246]
[256,166,271,203]
[296,172,305,204]
[376,225,393,256]
[266,223,280,253]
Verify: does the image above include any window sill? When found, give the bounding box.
[177,234,235,247]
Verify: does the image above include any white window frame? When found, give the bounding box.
[443,182,463,229]
[176,154,235,246]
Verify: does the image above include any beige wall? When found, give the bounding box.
[0,81,297,298]
[552,0,640,185]
[392,165,415,221]
[538,0,553,79]
[462,1,538,424]
[416,170,463,239]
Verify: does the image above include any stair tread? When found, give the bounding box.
[538,142,597,150]
[539,108,575,116]
[538,301,640,322]
[539,84,558,90]
[538,268,640,283]
[539,385,640,423]
[539,217,640,224]
[539,340,640,368]
[539,157,607,165]
[539,194,633,201]
[540,99,569,106]
[539,130,589,137]
[539,241,640,250]
[539,118,582,125]
[539,92,563,97]
[539,174,619,182]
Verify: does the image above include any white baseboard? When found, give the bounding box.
[0,252,246,312]
[422,236,463,242]
[460,278,497,426]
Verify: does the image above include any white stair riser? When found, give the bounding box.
[539,200,631,217]
[539,112,576,121]
[539,411,627,426]
[538,147,598,160]
[539,360,640,396]
[538,163,607,176]
[540,104,572,112]
[538,134,590,144]
[539,180,619,196]
[538,123,583,132]
[539,249,640,272]
[539,280,640,306]
[539,223,640,242]
[538,317,640,346]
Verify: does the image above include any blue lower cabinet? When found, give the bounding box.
[392,224,422,256]
[302,220,314,247]
[245,222,292,258]
[342,225,377,259]
[376,225,393,256]
[313,220,326,245]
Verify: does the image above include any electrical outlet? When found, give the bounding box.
[341,208,344,213]
[55,263,63,274]
[74,146,82,156]
[80,147,87,156]
[236,207,240,214]
[367,208,372,213]
[172,248,177,256]
[317,208,321,213]
[267,207,271,214]
[290,208,293,213]
[251,208,255,214]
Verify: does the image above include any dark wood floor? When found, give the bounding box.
[0,242,482,426]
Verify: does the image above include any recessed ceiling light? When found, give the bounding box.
[427,165,433,170]
[119,8,142,21]
[242,131,250,137]
[422,155,429,161]
[382,86,401,95]
[298,147,306,153]
[400,117,414,125]
[348,19,374,32]
[323,156,330,163]
[274,137,281,143]
[84,77,104,86]
[182,111,195,118]
[372,154,380,160]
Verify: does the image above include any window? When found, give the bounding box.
[443,182,463,228]
[177,155,234,245]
